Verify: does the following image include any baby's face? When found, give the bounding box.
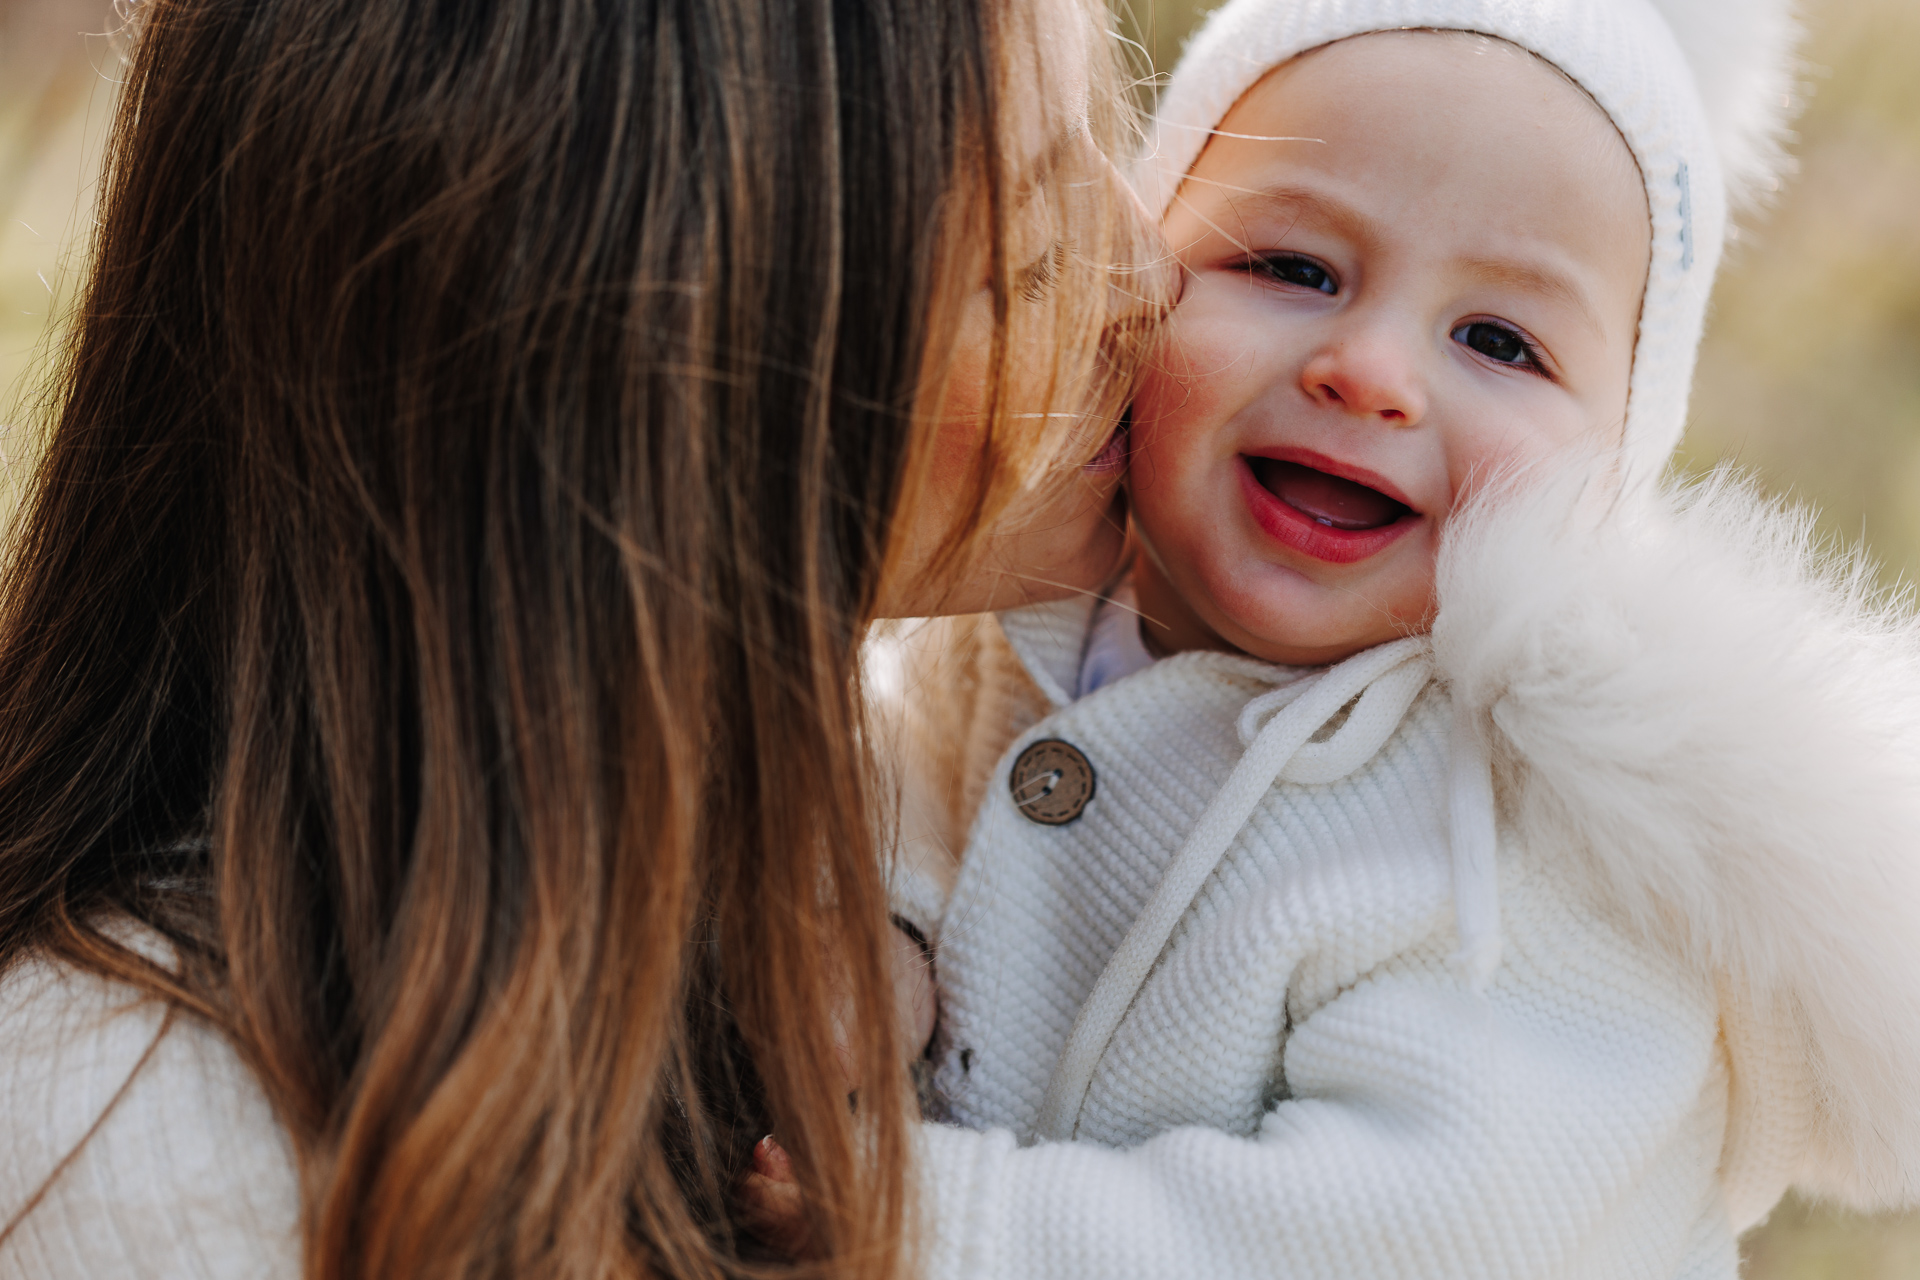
[1130,31,1651,666]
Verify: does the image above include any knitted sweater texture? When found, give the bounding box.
[898,472,1920,1280]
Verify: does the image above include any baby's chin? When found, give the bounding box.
[1222,616,1419,669]
[1196,565,1435,668]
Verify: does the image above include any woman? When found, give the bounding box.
[0,0,1157,1275]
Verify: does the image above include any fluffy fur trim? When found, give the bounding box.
[1433,463,1920,1210]
[1646,0,1804,213]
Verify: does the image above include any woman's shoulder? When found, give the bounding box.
[0,934,301,1277]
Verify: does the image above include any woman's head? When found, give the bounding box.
[0,0,1144,1275]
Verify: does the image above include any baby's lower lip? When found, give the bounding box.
[1237,457,1419,565]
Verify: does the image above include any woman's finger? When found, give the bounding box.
[740,1137,812,1258]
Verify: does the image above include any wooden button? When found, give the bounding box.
[1009,739,1096,825]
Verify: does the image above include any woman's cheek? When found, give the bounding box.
[934,289,994,435]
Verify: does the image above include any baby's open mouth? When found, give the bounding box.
[1247,458,1412,531]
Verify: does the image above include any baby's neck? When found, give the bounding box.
[1132,552,1240,660]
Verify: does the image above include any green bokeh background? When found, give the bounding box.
[4,0,1920,1272]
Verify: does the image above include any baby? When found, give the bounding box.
[883,1,1920,1278]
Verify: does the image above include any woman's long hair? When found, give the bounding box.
[0,0,1141,1275]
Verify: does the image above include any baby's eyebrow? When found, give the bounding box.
[1458,256,1603,336]
[1228,184,1386,248]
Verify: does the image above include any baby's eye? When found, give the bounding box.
[1247,253,1337,295]
[1451,320,1547,374]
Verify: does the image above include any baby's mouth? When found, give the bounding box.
[1247,458,1412,531]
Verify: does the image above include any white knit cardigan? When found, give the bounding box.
[897,471,1920,1280]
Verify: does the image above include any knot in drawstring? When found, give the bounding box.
[1033,636,1503,1142]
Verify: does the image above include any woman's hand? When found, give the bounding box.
[740,1135,814,1260]
[739,923,937,1259]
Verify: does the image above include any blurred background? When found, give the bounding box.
[2,0,1918,1274]
[0,0,116,503]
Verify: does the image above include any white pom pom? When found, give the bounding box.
[1644,0,1805,212]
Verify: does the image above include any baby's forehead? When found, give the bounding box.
[1232,30,1637,179]
[1186,29,1652,326]
[1252,31,1620,129]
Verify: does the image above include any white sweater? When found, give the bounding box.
[900,472,1920,1280]
[0,943,300,1278]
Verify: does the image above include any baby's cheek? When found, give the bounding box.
[1381,544,1442,630]
[1442,402,1598,508]
[1133,309,1262,435]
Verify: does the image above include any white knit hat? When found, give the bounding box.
[1141,0,1801,479]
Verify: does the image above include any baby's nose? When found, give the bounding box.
[1299,327,1427,426]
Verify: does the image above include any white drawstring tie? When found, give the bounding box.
[1447,695,1503,989]
[1033,637,1503,1142]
